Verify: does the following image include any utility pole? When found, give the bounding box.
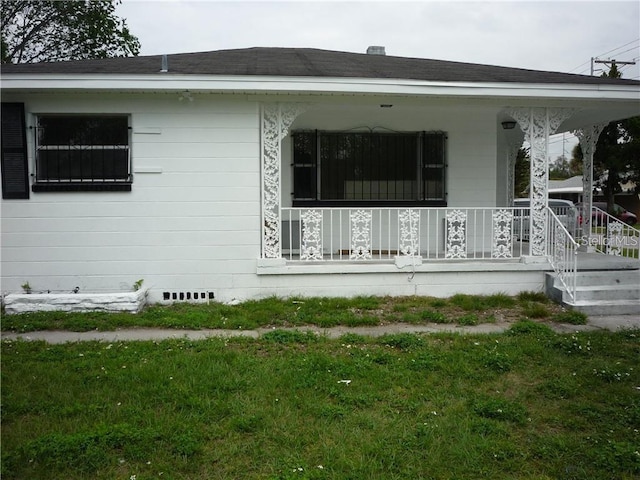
[591,57,636,76]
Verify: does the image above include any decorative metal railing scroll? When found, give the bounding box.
[445,209,467,259]
[300,209,323,260]
[492,209,513,258]
[399,209,420,256]
[350,209,373,260]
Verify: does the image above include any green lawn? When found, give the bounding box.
[1,292,582,333]
[2,323,639,479]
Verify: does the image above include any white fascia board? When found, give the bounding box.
[2,74,639,101]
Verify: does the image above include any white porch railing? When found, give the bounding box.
[281,207,530,261]
[547,207,579,302]
[587,207,640,258]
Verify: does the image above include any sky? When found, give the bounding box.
[115,0,640,160]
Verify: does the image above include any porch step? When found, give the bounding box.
[569,299,640,316]
[545,270,640,316]
[571,270,640,287]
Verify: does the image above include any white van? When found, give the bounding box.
[513,198,579,240]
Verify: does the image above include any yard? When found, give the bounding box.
[1,292,582,333]
[1,294,639,479]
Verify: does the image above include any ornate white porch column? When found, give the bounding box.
[573,124,606,248]
[261,103,308,258]
[508,107,574,256]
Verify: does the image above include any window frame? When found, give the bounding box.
[32,114,132,192]
[291,129,447,207]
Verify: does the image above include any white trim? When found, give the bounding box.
[2,74,639,101]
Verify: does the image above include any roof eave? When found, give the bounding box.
[2,73,639,101]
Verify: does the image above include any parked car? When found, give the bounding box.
[576,202,637,226]
[513,198,579,240]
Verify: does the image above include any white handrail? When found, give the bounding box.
[547,207,579,302]
[589,207,640,258]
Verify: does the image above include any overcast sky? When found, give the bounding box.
[115,0,640,159]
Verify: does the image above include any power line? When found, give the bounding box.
[596,38,639,58]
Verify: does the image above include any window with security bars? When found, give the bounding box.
[33,115,131,191]
[292,130,446,206]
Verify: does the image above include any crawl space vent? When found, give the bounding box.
[162,291,215,302]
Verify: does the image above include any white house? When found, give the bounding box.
[1,47,639,306]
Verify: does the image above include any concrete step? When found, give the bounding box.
[570,299,640,316]
[571,285,640,302]
[555,269,639,288]
[544,270,640,315]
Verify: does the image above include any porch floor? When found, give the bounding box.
[280,252,639,271]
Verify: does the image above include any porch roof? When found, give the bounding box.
[2,47,639,86]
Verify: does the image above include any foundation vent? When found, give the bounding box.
[162,291,215,302]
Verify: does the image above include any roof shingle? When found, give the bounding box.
[2,47,639,85]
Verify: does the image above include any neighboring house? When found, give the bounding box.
[549,175,587,200]
[549,176,639,219]
[1,47,639,304]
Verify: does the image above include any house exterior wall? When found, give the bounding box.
[1,93,263,302]
[281,104,499,208]
[2,93,531,304]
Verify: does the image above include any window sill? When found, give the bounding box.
[32,183,132,192]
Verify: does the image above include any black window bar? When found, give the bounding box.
[292,129,446,207]
[33,115,132,192]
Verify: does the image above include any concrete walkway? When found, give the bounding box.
[1,315,638,344]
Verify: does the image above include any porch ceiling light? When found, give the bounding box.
[501,121,516,130]
[380,104,393,108]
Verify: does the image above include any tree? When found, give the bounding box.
[568,143,583,177]
[1,0,139,64]
[514,148,530,198]
[593,64,640,213]
[549,155,571,180]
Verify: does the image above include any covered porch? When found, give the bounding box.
[259,102,639,266]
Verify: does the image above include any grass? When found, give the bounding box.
[2,325,639,479]
[1,292,573,333]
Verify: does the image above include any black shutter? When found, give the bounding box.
[1,103,30,199]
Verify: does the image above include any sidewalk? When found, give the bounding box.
[2,315,638,344]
